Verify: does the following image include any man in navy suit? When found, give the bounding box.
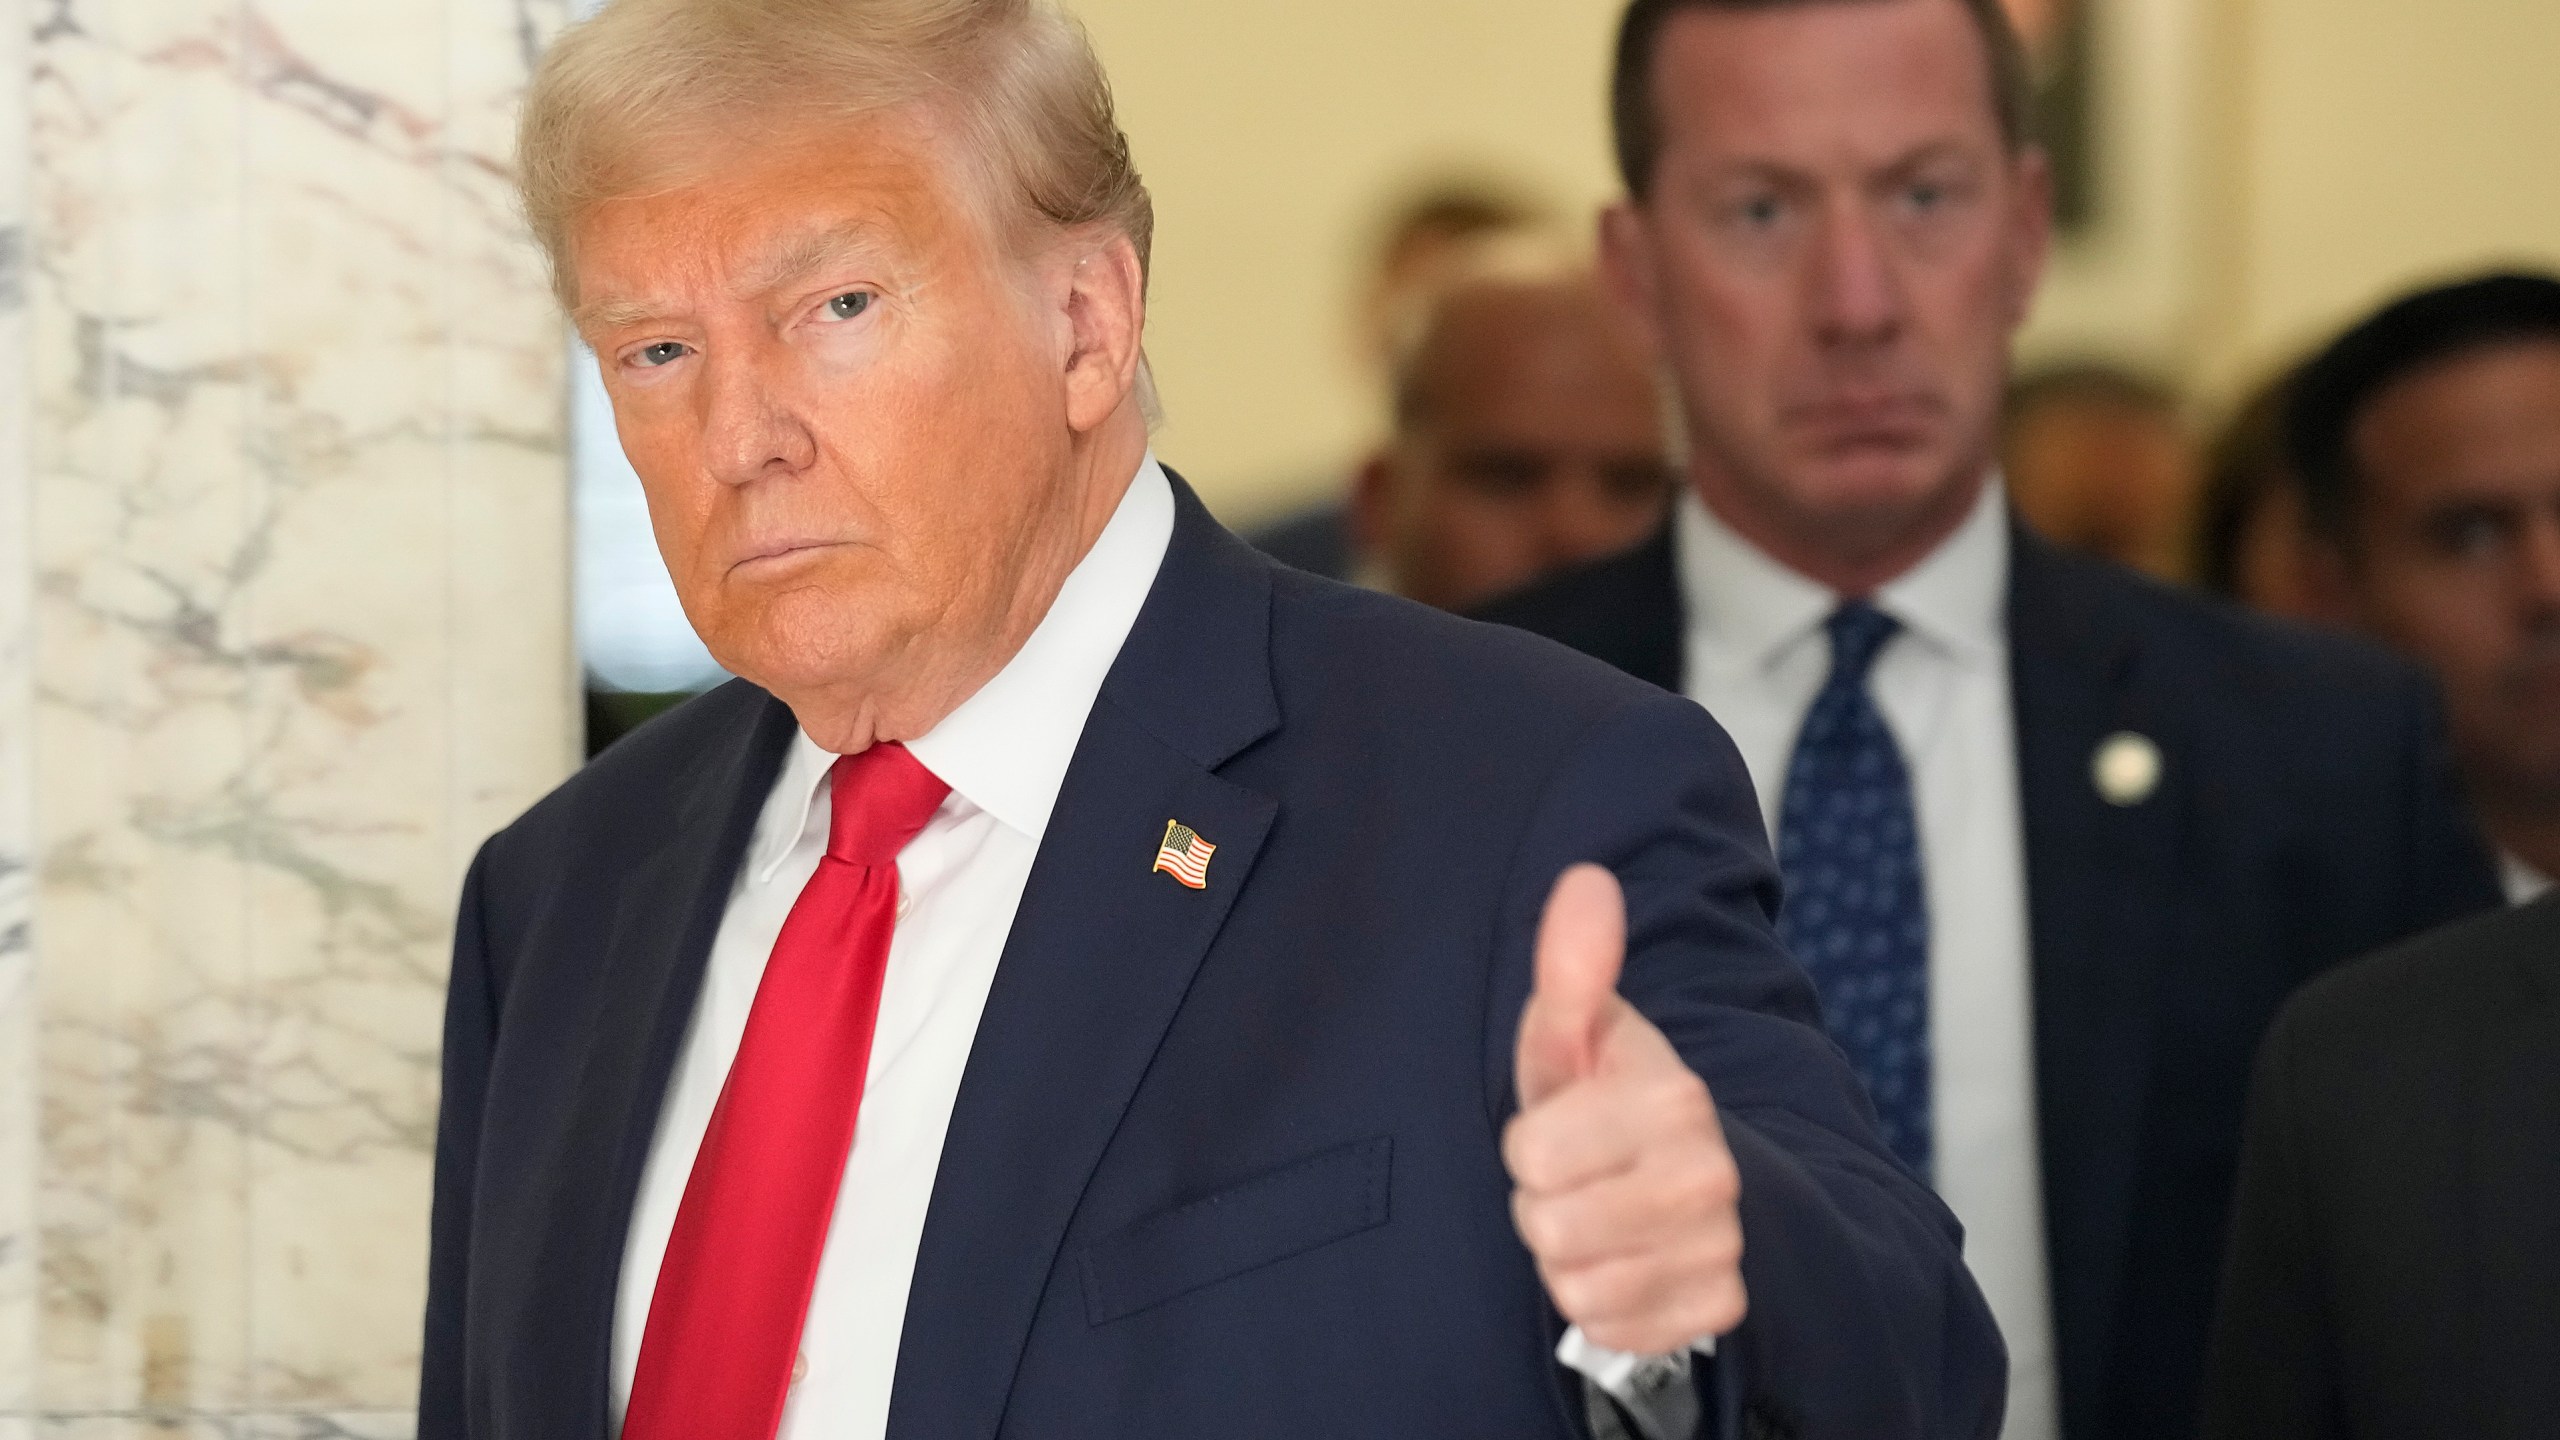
[417,1,2003,1437]
[1478,2,2501,1437]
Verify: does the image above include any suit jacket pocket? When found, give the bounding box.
[1080,1135,1393,1326]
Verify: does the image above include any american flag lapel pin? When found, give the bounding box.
[1152,819,1216,889]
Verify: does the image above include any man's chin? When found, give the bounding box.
[698,614,893,708]
[1786,449,1975,526]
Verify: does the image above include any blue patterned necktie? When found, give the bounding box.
[1776,601,1932,1179]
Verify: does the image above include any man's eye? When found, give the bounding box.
[1733,195,1784,229]
[825,292,872,321]
[2447,517,2508,556]
[1451,456,1546,498]
[1905,183,1947,212]
[633,341,691,369]
[2422,507,2514,559]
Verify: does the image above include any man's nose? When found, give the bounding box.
[1808,202,1908,349]
[2519,506,2560,613]
[1539,471,1643,563]
[700,349,818,485]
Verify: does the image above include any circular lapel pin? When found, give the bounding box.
[2093,731,2163,807]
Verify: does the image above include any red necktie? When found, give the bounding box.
[622,742,951,1440]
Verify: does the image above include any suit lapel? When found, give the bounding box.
[2469,933,2560,1424]
[888,477,1282,1440]
[2005,529,2191,1421]
[545,687,797,1432]
[1604,526,1686,692]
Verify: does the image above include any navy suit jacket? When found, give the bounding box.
[1475,521,2504,1440]
[417,478,2005,1440]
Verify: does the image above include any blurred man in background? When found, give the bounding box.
[2289,273,2560,903]
[1248,181,1546,581]
[1351,249,1676,610]
[2190,367,2325,620]
[2203,890,2560,1440]
[1480,0,2503,1435]
[2001,362,2198,580]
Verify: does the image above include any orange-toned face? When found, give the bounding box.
[568,111,1147,747]
[2344,341,2560,809]
[1602,0,2050,591]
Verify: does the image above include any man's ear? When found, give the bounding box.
[1062,231,1146,434]
[1598,202,1669,363]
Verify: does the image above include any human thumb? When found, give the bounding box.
[1515,863,1628,1108]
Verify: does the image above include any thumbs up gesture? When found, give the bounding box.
[1507,864,1748,1355]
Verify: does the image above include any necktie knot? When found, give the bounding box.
[826,744,950,867]
[1823,600,1902,688]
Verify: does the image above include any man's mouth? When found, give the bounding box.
[730,537,849,575]
[1785,395,1943,456]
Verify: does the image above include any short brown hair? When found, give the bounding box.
[1610,0,2036,201]
[519,0,1152,311]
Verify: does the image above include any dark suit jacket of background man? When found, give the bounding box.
[418,477,2007,1440]
[2202,893,2560,1440]
[1474,519,2503,1440]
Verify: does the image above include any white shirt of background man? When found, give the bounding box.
[1674,478,2059,1440]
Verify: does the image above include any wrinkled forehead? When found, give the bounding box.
[2358,340,2560,479]
[1649,1,2006,169]
[564,105,1000,322]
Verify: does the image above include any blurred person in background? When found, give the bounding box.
[2191,367,2325,620]
[2287,273,2560,903]
[2202,891,2560,1440]
[1350,246,1676,610]
[1247,180,1547,580]
[2001,362,2198,580]
[1478,0,2504,1436]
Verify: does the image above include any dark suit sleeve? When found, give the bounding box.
[1489,690,2007,1440]
[419,841,501,1440]
[2199,998,2344,1440]
[2390,672,2505,927]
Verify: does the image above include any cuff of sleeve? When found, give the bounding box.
[1557,1326,1716,1440]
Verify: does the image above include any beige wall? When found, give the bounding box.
[1076,0,1629,522]
[2199,0,2560,395]
[1075,0,2560,519]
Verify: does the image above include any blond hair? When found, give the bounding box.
[519,0,1154,311]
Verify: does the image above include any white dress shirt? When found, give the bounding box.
[1674,480,2059,1440]
[2499,849,2553,906]
[608,458,1177,1439]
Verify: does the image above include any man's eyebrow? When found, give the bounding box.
[734,221,894,299]
[573,296,669,332]
[571,222,895,334]
[1876,140,1979,178]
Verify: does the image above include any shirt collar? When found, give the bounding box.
[749,454,1177,880]
[2500,849,2554,906]
[1676,472,2011,670]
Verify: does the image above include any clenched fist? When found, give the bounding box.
[1507,864,1748,1355]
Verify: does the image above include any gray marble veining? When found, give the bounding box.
[0,0,577,1428]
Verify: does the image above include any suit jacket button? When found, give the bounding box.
[2094,732,2163,807]
[792,1351,808,1386]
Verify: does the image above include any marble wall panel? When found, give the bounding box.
[1,0,34,1419]
[9,0,577,1430]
